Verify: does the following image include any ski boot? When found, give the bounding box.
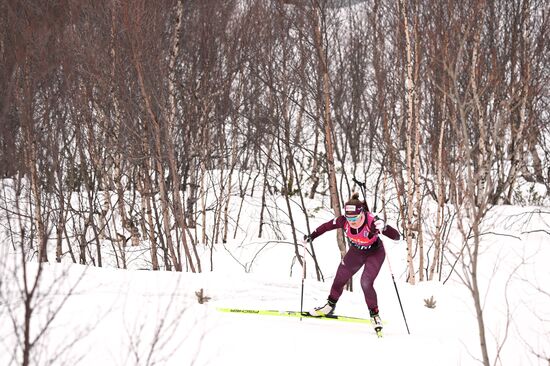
[370,308,383,338]
[308,298,337,317]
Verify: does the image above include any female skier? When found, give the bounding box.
[303,193,400,332]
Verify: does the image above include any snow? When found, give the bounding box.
[1,197,549,365]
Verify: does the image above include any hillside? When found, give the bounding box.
[1,205,548,365]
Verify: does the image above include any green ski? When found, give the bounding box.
[217,307,375,324]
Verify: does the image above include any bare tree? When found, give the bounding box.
[432,0,547,363]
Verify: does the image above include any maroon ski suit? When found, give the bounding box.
[309,213,400,312]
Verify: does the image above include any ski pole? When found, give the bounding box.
[299,237,308,321]
[385,250,411,334]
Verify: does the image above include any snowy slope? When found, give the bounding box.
[1,203,549,365]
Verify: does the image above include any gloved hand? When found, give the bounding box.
[373,219,386,232]
[303,234,312,243]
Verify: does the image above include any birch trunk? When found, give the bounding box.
[259,140,275,238]
[110,7,133,246]
[308,131,320,199]
[400,0,416,284]
[165,0,201,272]
[429,107,446,281]
[223,118,239,243]
[200,160,207,245]
[213,167,225,244]
[187,161,198,228]
[19,62,48,263]
[412,13,424,281]
[134,58,181,271]
[312,6,345,257]
[139,168,160,270]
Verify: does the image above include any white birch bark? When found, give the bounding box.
[429,97,447,280]
[400,0,416,284]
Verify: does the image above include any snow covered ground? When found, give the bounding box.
[1,201,549,365]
